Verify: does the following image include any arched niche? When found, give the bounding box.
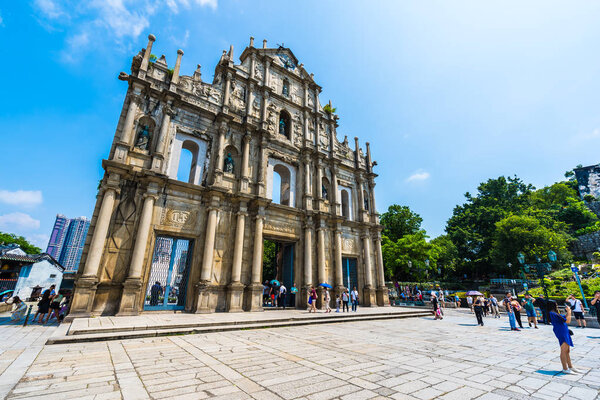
[322,177,331,201]
[223,145,240,176]
[278,110,291,139]
[134,115,156,151]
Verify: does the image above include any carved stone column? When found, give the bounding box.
[257,135,267,197]
[246,207,265,311]
[196,196,220,313]
[334,225,343,297]
[113,90,141,161]
[227,202,247,312]
[369,181,379,224]
[151,102,174,173]
[316,221,326,309]
[374,231,389,306]
[246,83,255,121]
[118,184,159,316]
[362,230,376,307]
[303,216,313,304]
[331,164,340,216]
[263,59,271,87]
[240,133,251,193]
[249,54,256,80]
[357,176,368,222]
[169,49,184,91]
[70,174,120,318]
[303,155,312,210]
[138,34,155,78]
[213,122,227,185]
[223,72,232,111]
[303,110,310,146]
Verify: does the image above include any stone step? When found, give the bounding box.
[47,311,430,345]
[67,308,430,336]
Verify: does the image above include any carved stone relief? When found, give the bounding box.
[160,208,197,229]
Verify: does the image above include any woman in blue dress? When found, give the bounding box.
[548,302,579,374]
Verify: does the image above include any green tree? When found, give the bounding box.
[0,232,41,254]
[382,230,438,281]
[430,235,458,279]
[380,205,423,242]
[490,214,572,270]
[445,176,533,277]
[262,240,277,281]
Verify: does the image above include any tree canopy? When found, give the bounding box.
[0,231,41,254]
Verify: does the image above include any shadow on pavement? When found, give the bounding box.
[536,369,561,376]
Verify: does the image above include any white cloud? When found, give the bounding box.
[0,190,43,207]
[406,170,431,182]
[34,0,218,62]
[35,0,66,19]
[29,233,51,249]
[61,32,90,63]
[0,213,41,231]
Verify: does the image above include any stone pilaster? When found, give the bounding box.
[70,175,120,318]
[334,225,343,292]
[138,34,155,78]
[240,133,251,193]
[213,122,227,185]
[362,230,376,307]
[246,207,265,311]
[117,185,159,316]
[195,196,220,313]
[169,49,184,91]
[113,90,142,161]
[151,102,174,173]
[227,202,247,312]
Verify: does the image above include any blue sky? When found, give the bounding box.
[2,1,600,249]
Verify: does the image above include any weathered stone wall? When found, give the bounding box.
[572,231,600,260]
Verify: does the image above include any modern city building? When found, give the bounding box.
[46,215,90,271]
[46,214,69,259]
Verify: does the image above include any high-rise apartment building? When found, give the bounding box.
[46,215,69,259]
[46,215,90,271]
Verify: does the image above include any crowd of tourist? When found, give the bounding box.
[3,285,70,324]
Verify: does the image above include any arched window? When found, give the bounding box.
[282,79,290,97]
[273,164,291,206]
[341,190,350,218]
[178,140,199,184]
[279,111,291,139]
[321,177,330,201]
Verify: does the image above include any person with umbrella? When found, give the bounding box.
[473,296,484,326]
[320,283,332,313]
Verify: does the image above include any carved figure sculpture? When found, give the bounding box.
[322,184,328,200]
[135,125,151,150]
[224,153,234,173]
[279,116,286,136]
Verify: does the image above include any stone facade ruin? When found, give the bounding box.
[70,35,388,317]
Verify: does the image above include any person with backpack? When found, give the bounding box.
[567,295,586,328]
[350,287,359,312]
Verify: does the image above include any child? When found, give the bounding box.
[335,295,340,312]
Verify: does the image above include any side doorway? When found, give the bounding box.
[144,236,193,311]
[342,257,358,292]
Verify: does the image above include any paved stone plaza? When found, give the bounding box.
[1,309,599,400]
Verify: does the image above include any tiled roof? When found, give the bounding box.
[0,254,37,263]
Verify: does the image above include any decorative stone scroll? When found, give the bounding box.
[160,209,196,228]
[342,237,356,253]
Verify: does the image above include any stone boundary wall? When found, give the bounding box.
[572,231,600,260]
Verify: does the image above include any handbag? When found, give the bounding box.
[308,297,312,305]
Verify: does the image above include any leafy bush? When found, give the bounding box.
[323,104,337,114]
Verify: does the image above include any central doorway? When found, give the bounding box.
[262,239,294,307]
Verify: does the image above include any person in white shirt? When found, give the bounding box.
[467,296,474,313]
[324,289,331,313]
[567,295,586,328]
[278,284,287,309]
[350,287,359,312]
